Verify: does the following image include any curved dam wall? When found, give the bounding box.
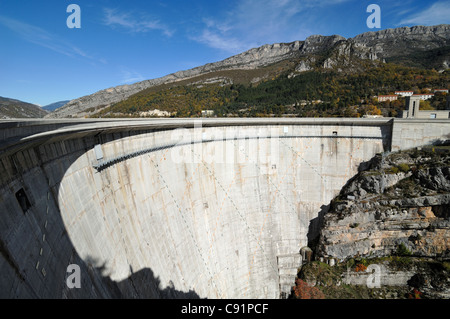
[0,118,448,299]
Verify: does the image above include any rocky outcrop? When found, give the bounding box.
[353,24,450,58]
[317,147,450,261]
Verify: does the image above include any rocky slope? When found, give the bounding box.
[48,24,450,118]
[300,145,450,299]
[317,145,450,261]
[0,96,48,119]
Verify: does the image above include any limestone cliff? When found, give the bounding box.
[317,145,450,261]
[298,145,450,299]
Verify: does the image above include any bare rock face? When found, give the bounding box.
[299,34,345,55]
[353,24,450,58]
[317,147,450,261]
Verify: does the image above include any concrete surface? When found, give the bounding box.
[0,118,448,298]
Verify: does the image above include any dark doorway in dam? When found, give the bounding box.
[15,188,31,213]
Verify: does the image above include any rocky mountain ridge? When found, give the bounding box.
[47,24,450,118]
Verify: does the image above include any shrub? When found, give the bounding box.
[386,166,399,174]
[397,163,410,173]
[408,288,422,299]
[396,243,412,256]
[355,264,367,272]
[293,279,325,299]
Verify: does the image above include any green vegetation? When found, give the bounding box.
[294,260,410,299]
[90,61,449,118]
[294,256,448,299]
[385,166,400,174]
[397,163,410,173]
[385,46,450,70]
[395,243,412,257]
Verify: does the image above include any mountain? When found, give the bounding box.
[46,24,450,119]
[0,96,48,119]
[41,100,71,112]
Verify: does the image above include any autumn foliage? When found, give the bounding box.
[408,288,423,299]
[293,279,325,299]
[355,263,368,272]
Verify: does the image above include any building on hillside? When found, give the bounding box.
[412,93,434,100]
[377,95,398,102]
[395,91,414,97]
[201,110,215,117]
[434,89,449,94]
[402,96,450,119]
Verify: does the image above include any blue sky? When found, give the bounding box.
[0,0,449,106]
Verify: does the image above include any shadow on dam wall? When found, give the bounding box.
[0,130,202,298]
[79,256,201,298]
[4,118,435,299]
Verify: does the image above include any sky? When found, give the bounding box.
[0,0,449,106]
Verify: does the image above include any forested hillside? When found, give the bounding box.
[92,61,449,119]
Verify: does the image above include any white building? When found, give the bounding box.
[377,95,398,102]
[412,93,434,100]
[395,91,414,97]
[201,110,215,117]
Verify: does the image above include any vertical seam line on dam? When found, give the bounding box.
[149,155,224,298]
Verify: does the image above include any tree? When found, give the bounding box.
[419,100,434,110]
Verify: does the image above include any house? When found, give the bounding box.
[377,95,398,102]
[434,89,449,94]
[395,91,414,97]
[201,110,215,117]
[412,93,434,100]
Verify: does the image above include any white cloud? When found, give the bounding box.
[119,68,145,84]
[398,1,450,25]
[103,8,174,37]
[191,0,351,54]
[193,29,255,54]
[0,15,93,59]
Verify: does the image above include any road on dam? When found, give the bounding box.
[0,118,449,298]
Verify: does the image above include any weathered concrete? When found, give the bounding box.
[391,119,450,151]
[0,118,448,299]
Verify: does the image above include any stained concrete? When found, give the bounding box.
[0,118,448,298]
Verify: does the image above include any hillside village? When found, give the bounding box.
[377,88,448,102]
[376,89,450,119]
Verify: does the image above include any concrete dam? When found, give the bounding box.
[0,118,449,299]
